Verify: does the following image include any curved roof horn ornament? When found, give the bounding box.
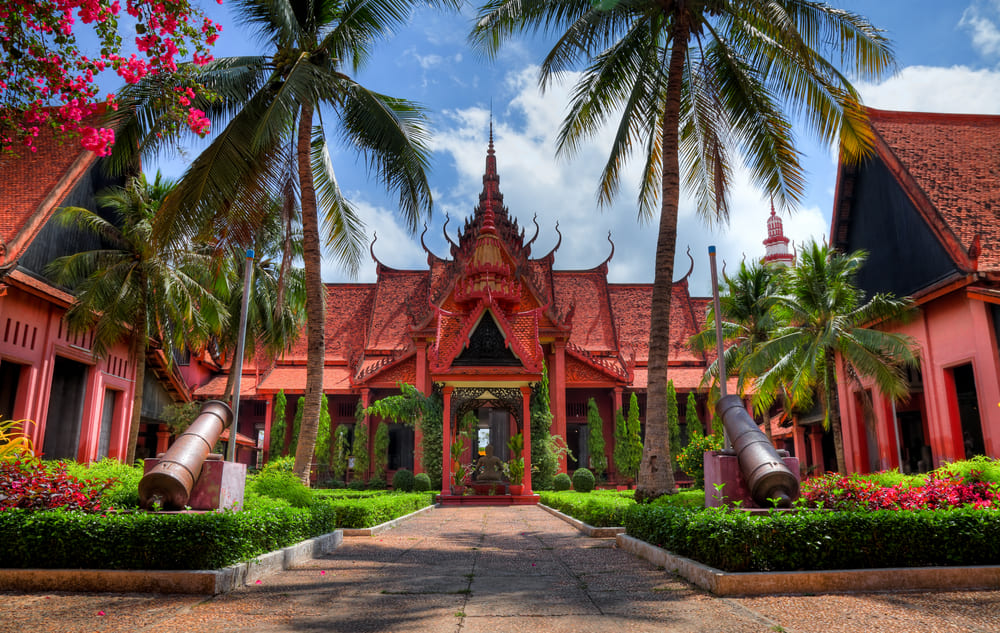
[525,212,540,251]
[420,223,442,260]
[674,245,694,283]
[543,221,563,260]
[600,231,615,268]
[369,231,384,268]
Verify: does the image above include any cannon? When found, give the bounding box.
[138,400,233,510]
[716,394,799,508]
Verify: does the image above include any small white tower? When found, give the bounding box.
[762,203,795,267]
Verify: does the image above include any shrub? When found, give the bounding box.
[553,473,572,491]
[624,504,1000,573]
[367,476,387,490]
[572,468,595,493]
[248,470,314,508]
[259,456,295,475]
[540,490,632,526]
[801,472,1000,511]
[63,458,143,509]
[348,479,367,491]
[676,433,723,489]
[935,456,1000,484]
[413,472,431,492]
[392,469,415,492]
[1,460,109,512]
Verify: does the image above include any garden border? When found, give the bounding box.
[617,534,1000,596]
[0,501,439,595]
[539,503,625,538]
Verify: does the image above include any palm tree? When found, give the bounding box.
[472,0,894,500]
[748,241,918,474]
[691,259,783,440]
[46,173,226,464]
[120,0,456,483]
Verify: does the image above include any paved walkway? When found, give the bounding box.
[4,505,1000,632]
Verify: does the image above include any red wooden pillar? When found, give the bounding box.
[413,343,427,474]
[521,385,533,494]
[792,418,807,476]
[552,342,567,472]
[262,395,273,461]
[809,429,826,474]
[361,388,371,480]
[612,387,623,479]
[441,385,453,495]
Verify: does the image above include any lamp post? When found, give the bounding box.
[227,248,254,462]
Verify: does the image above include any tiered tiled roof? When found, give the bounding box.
[834,108,1000,273]
[258,136,712,393]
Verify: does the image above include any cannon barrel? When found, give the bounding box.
[138,400,233,510]
[716,395,799,508]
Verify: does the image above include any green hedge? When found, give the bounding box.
[625,505,1000,572]
[540,490,633,527]
[0,492,434,570]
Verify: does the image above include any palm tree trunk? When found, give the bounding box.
[635,19,689,502]
[124,310,147,465]
[293,101,325,486]
[825,355,847,474]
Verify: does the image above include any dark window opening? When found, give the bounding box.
[0,361,25,420]
[952,363,985,458]
[388,423,414,471]
[566,422,589,471]
[97,389,117,459]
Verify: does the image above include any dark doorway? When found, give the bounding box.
[473,408,510,461]
[952,363,985,458]
[566,422,589,471]
[897,411,930,473]
[0,361,25,420]
[43,356,89,460]
[388,423,414,471]
[856,390,880,472]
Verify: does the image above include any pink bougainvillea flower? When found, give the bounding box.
[255,580,262,585]
[97,611,105,616]
[320,571,326,575]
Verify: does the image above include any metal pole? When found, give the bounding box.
[227,248,254,462]
[708,245,732,450]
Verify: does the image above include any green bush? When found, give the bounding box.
[367,476,387,490]
[540,490,632,527]
[935,456,1000,484]
[247,470,314,508]
[0,492,436,570]
[62,458,143,509]
[553,473,572,491]
[348,479,367,491]
[676,433,723,489]
[259,456,295,475]
[624,505,1000,572]
[413,472,431,492]
[572,468,595,493]
[392,469,415,492]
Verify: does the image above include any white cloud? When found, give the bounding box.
[858,64,1000,113]
[960,1,1000,60]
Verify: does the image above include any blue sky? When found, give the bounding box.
[142,0,1000,295]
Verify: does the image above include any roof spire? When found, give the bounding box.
[479,109,502,232]
[763,198,794,267]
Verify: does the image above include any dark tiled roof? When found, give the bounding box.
[865,108,1000,272]
[0,111,105,269]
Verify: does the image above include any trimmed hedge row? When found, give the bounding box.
[625,505,1000,572]
[539,491,634,527]
[0,492,434,570]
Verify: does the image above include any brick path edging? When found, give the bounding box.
[617,533,1000,596]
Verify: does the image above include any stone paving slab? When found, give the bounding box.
[4,505,1000,633]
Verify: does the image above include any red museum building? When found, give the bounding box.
[194,134,719,484]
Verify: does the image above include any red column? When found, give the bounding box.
[263,395,273,461]
[361,388,371,480]
[612,387,623,479]
[809,429,826,474]
[792,418,807,477]
[553,342,567,472]
[414,345,427,474]
[521,386,533,494]
[441,386,453,495]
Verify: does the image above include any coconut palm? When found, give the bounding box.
[471,0,894,500]
[46,173,226,464]
[118,0,457,483]
[691,259,784,440]
[748,241,918,474]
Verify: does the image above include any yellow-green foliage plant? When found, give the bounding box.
[0,419,35,460]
